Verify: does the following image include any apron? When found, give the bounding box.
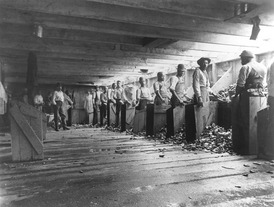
[171,77,185,107]
[154,82,170,106]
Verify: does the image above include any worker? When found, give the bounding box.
[64,90,74,126]
[100,86,108,126]
[136,77,152,110]
[234,50,267,154]
[33,89,44,111]
[107,83,116,126]
[52,83,70,131]
[84,90,94,125]
[93,86,101,125]
[153,72,171,105]
[169,64,186,108]
[62,88,73,126]
[235,50,267,97]
[193,57,212,107]
[114,80,124,127]
[108,83,116,105]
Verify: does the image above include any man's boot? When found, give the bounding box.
[55,123,59,131]
[62,118,70,130]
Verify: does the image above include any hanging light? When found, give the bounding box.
[33,24,43,38]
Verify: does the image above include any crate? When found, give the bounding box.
[10,101,46,161]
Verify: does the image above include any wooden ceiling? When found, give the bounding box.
[0,0,274,85]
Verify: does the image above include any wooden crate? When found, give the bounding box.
[166,105,185,138]
[232,96,267,155]
[125,107,135,129]
[146,104,170,136]
[133,108,146,133]
[10,101,46,161]
[257,107,274,159]
[185,101,218,142]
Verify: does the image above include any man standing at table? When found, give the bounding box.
[170,64,186,108]
[193,57,212,107]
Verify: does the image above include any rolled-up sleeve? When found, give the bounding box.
[52,91,57,105]
[237,66,249,87]
[193,69,201,97]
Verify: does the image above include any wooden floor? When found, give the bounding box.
[0,127,274,207]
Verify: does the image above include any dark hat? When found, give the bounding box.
[197,57,211,66]
[177,64,185,69]
[240,50,254,58]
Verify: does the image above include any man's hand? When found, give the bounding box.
[197,96,203,107]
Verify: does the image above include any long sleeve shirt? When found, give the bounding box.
[52,91,64,105]
[237,60,267,88]
[192,68,210,97]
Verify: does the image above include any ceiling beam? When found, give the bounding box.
[0,35,222,60]
[223,0,271,5]
[0,19,267,48]
[0,3,273,39]
[166,40,263,53]
[86,0,235,20]
[0,48,195,63]
[0,23,144,46]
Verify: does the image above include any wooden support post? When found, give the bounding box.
[146,104,154,136]
[120,103,126,132]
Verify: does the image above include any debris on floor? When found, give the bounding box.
[110,123,233,154]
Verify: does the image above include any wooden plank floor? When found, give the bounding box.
[0,128,274,207]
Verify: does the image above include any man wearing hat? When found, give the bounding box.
[52,83,70,131]
[235,50,267,96]
[169,64,187,108]
[233,50,267,154]
[193,57,212,107]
